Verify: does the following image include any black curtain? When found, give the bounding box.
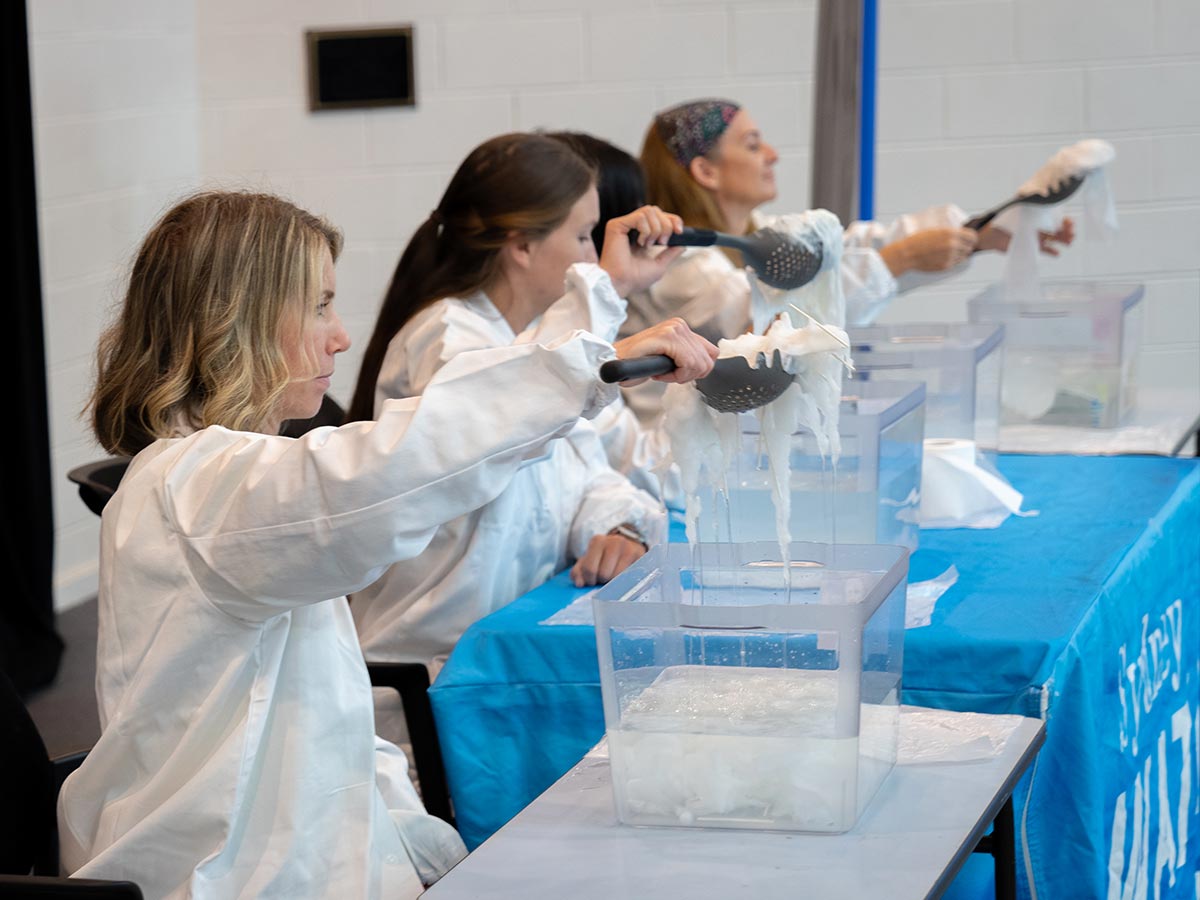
[0,2,63,694]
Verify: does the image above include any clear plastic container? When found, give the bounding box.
[968,280,1144,428]
[694,381,926,551]
[592,540,909,833]
[847,323,1003,461]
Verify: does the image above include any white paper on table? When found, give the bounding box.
[920,439,1038,529]
[905,565,958,630]
[898,705,1023,764]
[539,590,599,626]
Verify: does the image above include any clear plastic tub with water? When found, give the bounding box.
[593,541,909,833]
[693,381,926,551]
[847,322,1003,462]
[968,280,1143,428]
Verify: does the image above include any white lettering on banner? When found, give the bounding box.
[1119,601,1185,755]
[1109,756,1150,900]
[1154,733,1178,893]
[1172,705,1193,868]
[1108,599,1197,900]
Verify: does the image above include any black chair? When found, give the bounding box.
[366,662,455,825]
[65,458,130,517]
[0,673,142,898]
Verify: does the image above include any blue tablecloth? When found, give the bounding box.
[429,455,1200,900]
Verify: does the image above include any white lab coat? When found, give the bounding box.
[621,204,972,339]
[617,247,752,426]
[841,203,969,325]
[352,263,666,667]
[616,205,970,425]
[57,332,618,900]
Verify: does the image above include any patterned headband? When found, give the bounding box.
[654,99,742,167]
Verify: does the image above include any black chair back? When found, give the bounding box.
[0,673,142,897]
[65,459,130,517]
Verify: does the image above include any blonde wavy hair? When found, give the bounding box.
[90,191,343,456]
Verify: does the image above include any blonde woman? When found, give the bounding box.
[58,190,715,899]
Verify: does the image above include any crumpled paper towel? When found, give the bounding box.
[920,438,1037,529]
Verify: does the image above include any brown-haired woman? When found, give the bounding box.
[348,133,697,690]
[624,98,1073,422]
[59,190,714,899]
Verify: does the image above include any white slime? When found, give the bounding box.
[1017,138,1116,198]
[1000,138,1119,300]
[663,321,850,565]
[662,211,849,567]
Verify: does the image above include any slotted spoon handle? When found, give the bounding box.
[599,355,676,383]
[627,227,719,248]
[964,199,1022,232]
[965,174,1085,231]
[666,227,718,247]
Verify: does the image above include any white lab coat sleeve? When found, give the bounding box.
[841,244,899,327]
[639,249,753,343]
[374,737,466,886]
[160,332,618,621]
[564,420,667,560]
[590,398,683,508]
[841,204,971,325]
[375,301,506,411]
[520,263,628,344]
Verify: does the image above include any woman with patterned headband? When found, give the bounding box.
[622,98,1073,422]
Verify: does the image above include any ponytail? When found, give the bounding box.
[348,133,595,422]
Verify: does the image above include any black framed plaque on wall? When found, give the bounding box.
[307,26,415,111]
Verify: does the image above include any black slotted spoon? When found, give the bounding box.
[633,226,825,291]
[964,173,1085,231]
[599,351,792,414]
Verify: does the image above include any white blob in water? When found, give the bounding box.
[1000,352,1059,420]
[609,665,896,832]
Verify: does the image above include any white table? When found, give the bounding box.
[998,388,1200,456]
[425,709,1046,900]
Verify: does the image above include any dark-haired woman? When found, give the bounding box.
[349,133,695,677]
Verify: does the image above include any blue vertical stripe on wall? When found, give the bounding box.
[858,0,878,222]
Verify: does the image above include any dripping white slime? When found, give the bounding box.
[662,210,851,575]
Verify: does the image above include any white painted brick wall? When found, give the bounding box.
[30,0,1200,611]
[945,70,1084,139]
[1013,0,1156,63]
[873,0,1200,406]
[879,2,1014,69]
[445,17,583,87]
[731,6,817,76]
[588,12,728,82]
[29,0,200,610]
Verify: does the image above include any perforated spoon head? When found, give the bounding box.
[740,229,825,291]
[1025,173,1084,205]
[695,351,794,413]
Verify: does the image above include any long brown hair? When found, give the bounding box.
[89,191,342,456]
[640,120,729,234]
[348,133,596,422]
